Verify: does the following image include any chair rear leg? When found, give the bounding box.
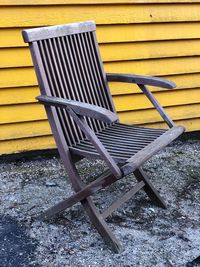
[133,167,167,209]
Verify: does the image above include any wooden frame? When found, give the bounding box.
[22,21,185,253]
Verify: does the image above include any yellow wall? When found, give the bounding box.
[0,0,200,155]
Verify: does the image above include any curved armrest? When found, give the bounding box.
[36,95,118,123]
[106,73,176,89]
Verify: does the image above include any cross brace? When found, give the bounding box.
[38,167,166,222]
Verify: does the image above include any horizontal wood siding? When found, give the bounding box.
[0,1,200,155]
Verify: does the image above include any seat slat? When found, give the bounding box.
[81,140,142,154]
[104,132,162,140]
[83,139,146,150]
[97,132,155,142]
[107,127,164,137]
[97,134,153,145]
[70,144,129,162]
[97,137,149,148]
[70,147,100,160]
[70,123,165,163]
[104,129,165,139]
[115,123,166,133]
[72,141,134,156]
[97,131,157,142]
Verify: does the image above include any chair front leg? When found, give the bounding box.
[38,160,123,253]
[65,161,123,253]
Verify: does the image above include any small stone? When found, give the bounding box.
[149,208,155,212]
[45,181,58,187]
[69,249,75,254]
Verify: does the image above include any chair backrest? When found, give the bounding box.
[22,21,116,146]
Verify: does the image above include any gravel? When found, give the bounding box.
[0,138,199,267]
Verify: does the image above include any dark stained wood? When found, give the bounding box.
[122,126,185,176]
[97,131,160,142]
[36,95,118,123]
[69,122,169,163]
[134,168,167,209]
[22,20,96,42]
[83,198,123,253]
[110,123,166,134]
[106,73,175,127]
[101,180,145,219]
[23,20,185,253]
[91,32,117,113]
[72,33,101,132]
[38,169,118,220]
[70,145,128,163]
[138,84,175,128]
[67,107,122,178]
[106,73,176,89]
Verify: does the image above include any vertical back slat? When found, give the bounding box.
[90,31,116,112]
[28,22,117,146]
[84,33,108,107]
[81,33,108,130]
[75,33,103,131]
[48,38,78,143]
[86,32,111,110]
[51,36,84,142]
[52,37,83,143]
[58,36,85,143]
[38,40,73,145]
[68,34,98,132]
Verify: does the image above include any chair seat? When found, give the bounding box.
[70,123,167,163]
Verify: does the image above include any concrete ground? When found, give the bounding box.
[0,137,199,267]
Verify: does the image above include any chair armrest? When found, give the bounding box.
[106,73,176,89]
[106,73,176,127]
[36,95,118,123]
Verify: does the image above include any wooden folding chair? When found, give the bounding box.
[22,21,185,253]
